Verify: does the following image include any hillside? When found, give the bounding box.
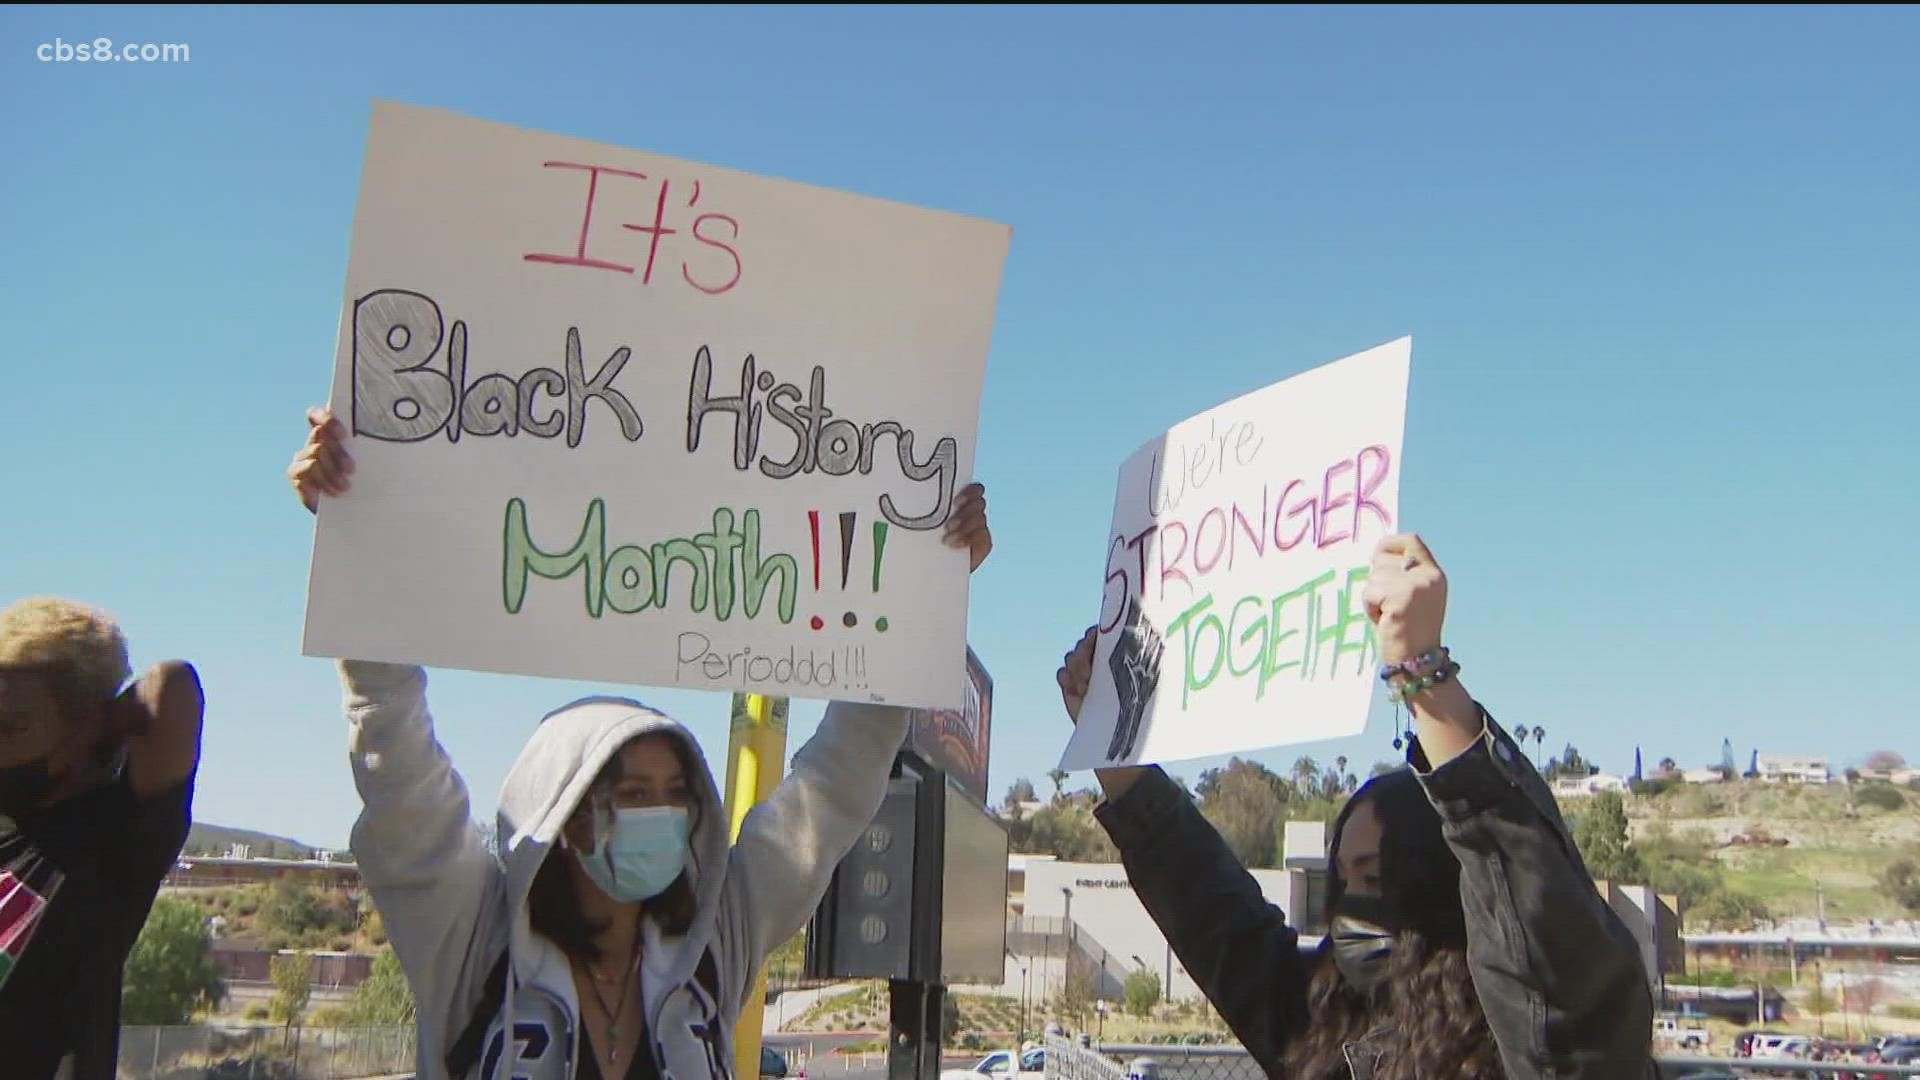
[183,822,324,861]
[1615,778,1920,924]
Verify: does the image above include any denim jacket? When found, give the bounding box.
[1093,711,1656,1079]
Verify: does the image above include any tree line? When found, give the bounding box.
[997,755,1376,869]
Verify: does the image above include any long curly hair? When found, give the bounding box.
[1280,769,1505,1080]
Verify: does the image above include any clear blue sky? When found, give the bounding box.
[2,5,1914,848]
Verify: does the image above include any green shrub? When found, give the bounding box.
[1856,784,1906,812]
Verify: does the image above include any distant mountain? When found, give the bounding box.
[183,822,325,861]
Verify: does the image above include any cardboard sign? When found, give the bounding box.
[1058,339,1411,769]
[303,102,1010,709]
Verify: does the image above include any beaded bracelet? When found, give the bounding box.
[1378,648,1451,684]
[1388,659,1461,705]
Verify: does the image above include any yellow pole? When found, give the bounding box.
[725,693,790,1080]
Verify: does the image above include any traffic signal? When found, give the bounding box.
[805,752,1008,983]
[808,777,922,979]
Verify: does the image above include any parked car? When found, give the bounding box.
[1736,1030,1787,1058]
[1749,1033,1814,1060]
[940,1048,1046,1080]
[760,1045,790,1078]
[1655,1014,1712,1051]
[1875,1035,1920,1060]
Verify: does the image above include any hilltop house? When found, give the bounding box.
[1680,767,1727,784]
[1552,772,1628,797]
[1755,755,1832,785]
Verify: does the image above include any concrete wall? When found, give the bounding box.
[1602,882,1682,994]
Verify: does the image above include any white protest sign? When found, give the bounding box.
[302,102,1010,710]
[1058,339,1411,770]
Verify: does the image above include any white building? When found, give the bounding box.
[983,827,1327,1005]
[1283,822,1327,870]
[1551,772,1628,797]
[1755,755,1831,785]
[1680,768,1727,785]
[978,818,1673,1011]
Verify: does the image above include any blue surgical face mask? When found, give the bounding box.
[574,805,691,903]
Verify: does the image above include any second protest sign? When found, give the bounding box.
[1059,338,1412,770]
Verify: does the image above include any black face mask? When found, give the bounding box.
[0,760,56,819]
[1330,893,1400,993]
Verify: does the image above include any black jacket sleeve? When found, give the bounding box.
[1412,711,1656,1078]
[1093,768,1310,1074]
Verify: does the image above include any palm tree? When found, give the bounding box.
[1047,768,1070,801]
[1515,728,1531,758]
[1531,726,1547,768]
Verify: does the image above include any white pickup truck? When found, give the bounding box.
[940,1048,1046,1080]
[1654,1015,1711,1051]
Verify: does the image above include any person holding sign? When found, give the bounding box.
[289,412,993,1080]
[1055,536,1654,1080]
[0,599,205,1080]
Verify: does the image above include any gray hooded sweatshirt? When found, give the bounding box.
[337,659,910,1080]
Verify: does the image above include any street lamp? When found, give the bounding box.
[1008,951,1030,1049]
[1814,959,1825,1038]
[1060,886,1075,1023]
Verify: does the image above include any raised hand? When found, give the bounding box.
[1057,626,1098,724]
[287,407,355,514]
[943,483,993,573]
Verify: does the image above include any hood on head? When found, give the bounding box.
[494,696,730,946]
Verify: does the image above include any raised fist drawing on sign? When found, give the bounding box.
[1106,598,1164,762]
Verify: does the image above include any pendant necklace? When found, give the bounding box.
[581,952,638,1067]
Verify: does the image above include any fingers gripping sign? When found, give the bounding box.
[289,407,356,513]
[1057,626,1098,724]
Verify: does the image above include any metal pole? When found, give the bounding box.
[888,979,942,1080]
[1010,953,1026,1050]
[1841,967,1850,1041]
[727,693,792,1080]
[1052,914,1067,1006]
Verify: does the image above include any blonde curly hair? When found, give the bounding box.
[0,597,132,705]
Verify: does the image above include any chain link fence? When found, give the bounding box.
[116,1025,414,1080]
[1045,1037,1263,1080]
[1043,1035,1920,1079]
